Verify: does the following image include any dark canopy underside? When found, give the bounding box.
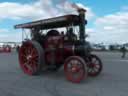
[14,15,85,30]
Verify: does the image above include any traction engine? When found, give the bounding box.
[14,9,103,83]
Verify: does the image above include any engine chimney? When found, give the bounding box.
[78,8,87,42]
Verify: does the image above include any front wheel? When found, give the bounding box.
[64,56,88,83]
[86,54,103,77]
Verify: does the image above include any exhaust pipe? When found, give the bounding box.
[78,8,87,42]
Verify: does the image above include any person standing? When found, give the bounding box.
[121,45,127,58]
[16,45,20,53]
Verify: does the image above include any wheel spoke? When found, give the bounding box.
[30,62,37,72]
[23,60,30,67]
[26,64,33,72]
[29,47,35,54]
[89,68,93,72]
[92,58,97,64]
[31,49,37,55]
[95,64,100,68]
[31,60,38,67]
[22,60,32,72]
[90,68,95,73]
[24,49,29,55]
[32,55,38,59]
[20,54,27,58]
[27,48,31,54]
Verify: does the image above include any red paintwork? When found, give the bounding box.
[64,56,87,83]
[44,35,75,64]
[19,42,39,75]
[45,36,64,64]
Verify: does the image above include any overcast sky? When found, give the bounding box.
[0,0,128,44]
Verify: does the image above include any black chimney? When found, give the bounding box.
[78,8,87,42]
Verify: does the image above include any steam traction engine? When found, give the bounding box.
[15,9,102,83]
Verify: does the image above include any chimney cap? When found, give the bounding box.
[77,8,86,13]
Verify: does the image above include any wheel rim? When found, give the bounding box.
[87,55,102,76]
[64,57,86,83]
[19,42,39,75]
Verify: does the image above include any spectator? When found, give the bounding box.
[16,46,20,53]
[120,45,127,58]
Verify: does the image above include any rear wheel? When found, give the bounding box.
[64,56,87,83]
[87,54,102,77]
[19,41,44,75]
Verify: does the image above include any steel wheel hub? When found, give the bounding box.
[88,63,95,68]
[27,55,32,60]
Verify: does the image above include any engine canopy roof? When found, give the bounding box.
[14,14,87,30]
